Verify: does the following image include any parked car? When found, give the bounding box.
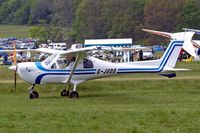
[20,42,36,49]
[48,43,67,50]
[143,50,154,60]
[153,45,163,51]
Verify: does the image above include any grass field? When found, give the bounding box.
[0,25,31,38]
[0,62,200,133]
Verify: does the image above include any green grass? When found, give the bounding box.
[0,25,32,38]
[0,62,200,132]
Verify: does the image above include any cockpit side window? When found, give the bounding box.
[83,59,93,68]
[57,58,68,69]
[56,56,76,69]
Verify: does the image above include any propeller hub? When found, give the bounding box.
[9,65,17,71]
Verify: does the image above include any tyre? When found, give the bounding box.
[61,89,69,97]
[69,91,79,99]
[29,91,39,99]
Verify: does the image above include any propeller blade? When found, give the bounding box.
[14,70,17,91]
[13,43,17,65]
[13,42,17,91]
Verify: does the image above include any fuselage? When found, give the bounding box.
[16,40,184,85]
[16,56,166,85]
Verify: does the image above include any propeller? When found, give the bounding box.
[13,42,17,91]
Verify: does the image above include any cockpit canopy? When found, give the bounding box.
[43,54,94,69]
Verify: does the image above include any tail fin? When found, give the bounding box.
[159,32,195,71]
[160,40,183,69]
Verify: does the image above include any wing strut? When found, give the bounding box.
[66,53,82,83]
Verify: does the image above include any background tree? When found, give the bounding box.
[177,0,200,29]
[29,26,67,44]
[1,0,200,45]
[106,0,146,42]
[71,0,104,42]
[29,26,49,44]
[71,0,146,42]
[29,0,53,24]
[143,0,185,44]
[50,0,75,28]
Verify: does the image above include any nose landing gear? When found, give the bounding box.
[28,84,39,99]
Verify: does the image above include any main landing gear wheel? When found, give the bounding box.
[69,91,79,99]
[29,91,39,99]
[61,89,70,97]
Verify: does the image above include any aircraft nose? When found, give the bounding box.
[9,65,17,71]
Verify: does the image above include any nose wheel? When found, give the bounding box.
[30,91,39,99]
[28,84,39,99]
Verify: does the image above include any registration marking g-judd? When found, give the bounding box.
[118,41,184,73]
[35,62,96,84]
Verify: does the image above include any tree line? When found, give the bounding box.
[0,0,200,44]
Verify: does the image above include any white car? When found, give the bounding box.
[143,50,154,60]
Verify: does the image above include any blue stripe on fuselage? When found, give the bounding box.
[35,72,96,84]
[34,62,96,84]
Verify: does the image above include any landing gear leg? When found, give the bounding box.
[69,84,79,99]
[28,84,39,99]
[61,85,71,97]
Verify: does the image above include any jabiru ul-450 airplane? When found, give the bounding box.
[8,28,197,99]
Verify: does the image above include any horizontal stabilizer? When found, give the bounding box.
[159,73,176,78]
[164,67,191,71]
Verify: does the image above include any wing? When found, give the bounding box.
[35,48,61,54]
[58,46,96,55]
[1,47,63,54]
[60,46,147,55]
[0,49,34,52]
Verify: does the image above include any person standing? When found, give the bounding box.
[139,50,143,61]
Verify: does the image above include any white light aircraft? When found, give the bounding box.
[8,29,197,99]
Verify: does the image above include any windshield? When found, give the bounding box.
[44,53,57,66]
